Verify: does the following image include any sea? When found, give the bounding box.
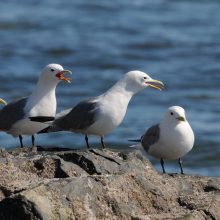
[0,0,220,177]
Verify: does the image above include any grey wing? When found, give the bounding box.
[53,97,99,131]
[141,123,160,153]
[0,97,28,131]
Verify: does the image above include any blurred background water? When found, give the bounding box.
[0,0,219,177]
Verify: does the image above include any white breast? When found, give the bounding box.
[81,98,127,138]
[147,121,194,160]
[9,90,57,138]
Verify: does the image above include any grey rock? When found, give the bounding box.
[0,147,9,158]
[178,179,194,196]
[0,146,219,220]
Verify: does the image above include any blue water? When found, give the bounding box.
[0,0,220,177]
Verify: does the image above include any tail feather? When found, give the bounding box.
[38,125,63,134]
[29,116,55,123]
[128,139,141,142]
[38,126,51,134]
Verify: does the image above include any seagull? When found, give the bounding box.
[0,64,72,148]
[30,70,164,149]
[129,106,194,174]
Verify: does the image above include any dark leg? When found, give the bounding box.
[160,158,166,173]
[101,136,105,149]
[32,135,35,146]
[85,135,90,148]
[179,158,185,174]
[19,135,23,148]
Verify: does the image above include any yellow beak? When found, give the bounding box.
[148,79,164,91]
[177,116,186,122]
[56,70,72,83]
[0,99,7,105]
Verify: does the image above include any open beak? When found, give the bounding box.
[0,99,7,105]
[146,79,164,91]
[56,70,72,83]
[177,116,186,122]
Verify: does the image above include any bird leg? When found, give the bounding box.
[85,135,90,148]
[160,158,166,173]
[179,158,185,174]
[19,135,23,148]
[32,135,35,146]
[101,136,105,149]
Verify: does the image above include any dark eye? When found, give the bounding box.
[171,112,173,115]
[51,69,55,72]
[143,77,147,79]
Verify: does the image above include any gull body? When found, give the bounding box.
[30,70,164,148]
[0,64,72,147]
[129,106,194,174]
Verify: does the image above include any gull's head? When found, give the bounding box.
[124,71,164,93]
[164,106,186,123]
[41,64,72,83]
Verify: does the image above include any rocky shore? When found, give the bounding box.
[0,146,219,220]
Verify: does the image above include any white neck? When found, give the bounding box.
[102,77,140,107]
[25,76,59,114]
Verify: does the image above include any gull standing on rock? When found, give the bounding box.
[30,70,164,148]
[129,106,194,174]
[0,64,72,148]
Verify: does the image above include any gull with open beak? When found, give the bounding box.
[129,106,194,174]
[0,64,72,148]
[30,70,164,149]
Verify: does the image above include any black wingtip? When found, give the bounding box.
[29,116,55,122]
[37,126,51,134]
[128,139,141,142]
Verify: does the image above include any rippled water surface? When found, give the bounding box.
[0,0,220,177]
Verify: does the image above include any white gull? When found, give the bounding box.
[0,64,72,148]
[129,106,195,174]
[30,70,164,148]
